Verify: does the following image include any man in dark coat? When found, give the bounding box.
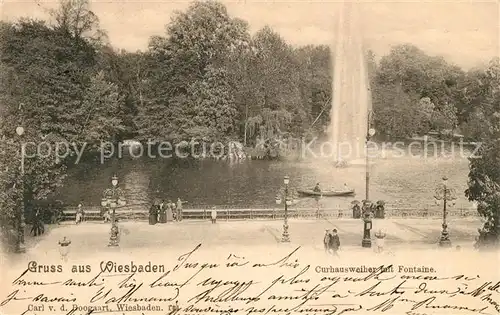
[31,210,44,236]
[328,229,341,256]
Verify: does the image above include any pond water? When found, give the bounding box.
[55,142,475,210]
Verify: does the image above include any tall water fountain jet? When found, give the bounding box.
[328,1,372,164]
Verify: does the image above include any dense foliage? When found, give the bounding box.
[0,0,124,249]
[465,58,500,248]
[0,0,499,248]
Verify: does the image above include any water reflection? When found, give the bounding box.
[56,146,471,209]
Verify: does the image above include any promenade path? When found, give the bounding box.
[2,217,498,315]
[4,217,481,263]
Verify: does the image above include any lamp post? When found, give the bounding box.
[362,201,373,248]
[16,126,26,253]
[434,176,457,247]
[361,111,376,249]
[275,175,297,243]
[101,175,126,247]
[365,111,376,202]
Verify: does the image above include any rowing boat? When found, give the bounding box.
[297,189,356,197]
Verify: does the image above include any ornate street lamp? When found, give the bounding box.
[361,203,374,248]
[365,110,376,202]
[15,126,26,253]
[434,176,457,247]
[101,175,126,247]
[361,110,376,249]
[275,175,297,243]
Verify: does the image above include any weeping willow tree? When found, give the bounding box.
[245,109,292,159]
[247,109,291,144]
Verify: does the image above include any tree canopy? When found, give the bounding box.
[1,0,499,249]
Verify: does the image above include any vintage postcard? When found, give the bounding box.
[0,0,499,314]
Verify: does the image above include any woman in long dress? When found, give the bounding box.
[171,202,177,221]
[211,207,217,223]
[159,201,167,223]
[176,198,183,221]
[149,204,157,225]
[75,205,83,224]
[166,200,174,222]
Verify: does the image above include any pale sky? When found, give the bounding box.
[1,0,499,69]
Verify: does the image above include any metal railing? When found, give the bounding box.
[59,206,478,222]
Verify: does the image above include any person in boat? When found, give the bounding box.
[343,183,349,191]
[313,183,321,193]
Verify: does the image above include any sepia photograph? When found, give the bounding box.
[0,0,499,314]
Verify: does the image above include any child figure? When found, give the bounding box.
[103,208,111,223]
[375,229,386,253]
[58,237,71,262]
[211,207,217,224]
[75,203,83,224]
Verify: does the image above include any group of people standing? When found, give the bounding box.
[149,198,184,225]
[323,229,341,256]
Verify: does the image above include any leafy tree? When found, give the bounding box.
[0,0,118,250]
[431,102,458,135]
[75,71,126,148]
[295,45,332,137]
[50,0,108,46]
[165,1,249,80]
[373,94,421,139]
[0,129,68,251]
[93,48,140,139]
[459,108,487,140]
[372,44,462,138]
[0,17,115,140]
[136,1,249,143]
[416,97,435,133]
[465,58,500,248]
[235,26,301,146]
[189,66,238,137]
[365,49,377,87]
